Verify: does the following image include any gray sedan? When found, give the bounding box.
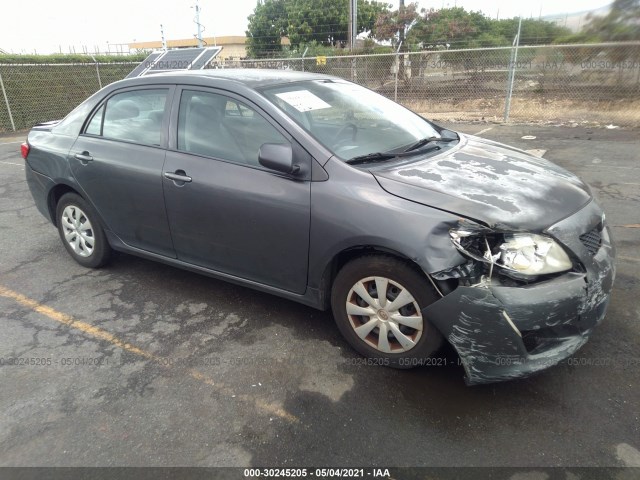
[22,70,615,384]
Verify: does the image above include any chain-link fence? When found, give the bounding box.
[0,62,136,132]
[1,43,639,133]
[228,42,640,127]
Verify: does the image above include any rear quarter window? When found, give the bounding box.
[85,89,168,146]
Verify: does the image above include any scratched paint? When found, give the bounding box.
[373,134,592,231]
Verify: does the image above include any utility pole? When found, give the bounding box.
[397,0,406,84]
[160,24,167,51]
[194,1,203,48]
[399,0,405,48]
[348,0,357,51]
[348,1,352,50]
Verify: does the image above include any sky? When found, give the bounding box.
[0,0,612,54]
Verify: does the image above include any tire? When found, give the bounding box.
[331,255,443,368]
[56,193,111,268]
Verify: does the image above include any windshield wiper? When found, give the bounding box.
[346,144,441,166]
[345,152,398,165]
[403,135,458,152]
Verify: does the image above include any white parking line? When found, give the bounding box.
[475,126,494,136]
[524,149,547,158]
[0,140,24,145]
[0,161,24,167]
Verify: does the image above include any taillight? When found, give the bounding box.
[20,142,30,159]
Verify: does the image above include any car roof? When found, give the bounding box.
[117,69,339,89]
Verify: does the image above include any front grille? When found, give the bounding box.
[579,227,602,255]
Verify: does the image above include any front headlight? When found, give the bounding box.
[498,233,572,275]
[450,228,573,277]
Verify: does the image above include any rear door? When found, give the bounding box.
[69,86,176,257]
[162,87,311,293]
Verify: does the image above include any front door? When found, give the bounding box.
[162,88,311,294]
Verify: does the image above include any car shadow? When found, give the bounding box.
[102,252,628,468]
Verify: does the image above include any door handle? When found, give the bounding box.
[74,152,93,164]
[164,171,192,183]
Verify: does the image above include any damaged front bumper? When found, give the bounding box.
[424,200,616,385]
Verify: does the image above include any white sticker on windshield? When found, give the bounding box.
[275,90,331,112]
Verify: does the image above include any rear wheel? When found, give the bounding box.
[331,255,443,368]
[56,193,111,268]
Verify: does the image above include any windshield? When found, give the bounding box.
[261,80,440,160]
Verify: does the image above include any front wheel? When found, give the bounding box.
[56,193,111,268]
[331,255,443,368]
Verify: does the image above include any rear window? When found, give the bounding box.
[84,89,168,146]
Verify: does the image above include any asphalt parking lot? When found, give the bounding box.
[0,122,639,469]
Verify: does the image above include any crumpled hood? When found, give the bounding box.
[372,134,592,231]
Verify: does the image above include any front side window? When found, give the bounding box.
[85,89,168,146]
[177,90,287,167]
[261,80,440,160]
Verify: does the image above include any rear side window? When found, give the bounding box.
[85,89,168,146]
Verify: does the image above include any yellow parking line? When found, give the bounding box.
[475,126,494,136]
[0,284,298,424]
[0,285,154,359]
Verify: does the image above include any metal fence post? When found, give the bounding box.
[91,55,102,89]
[301,46,308,72]
[504,17,522,122]
[394,41,403,103]
[0,70,16,132]
[96,63,102,89]
[394,53,400,102]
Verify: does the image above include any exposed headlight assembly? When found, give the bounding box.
[450,227,573,277]
[498,233,573,275]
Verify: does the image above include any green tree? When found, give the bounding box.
[410,7,490,48]
[381,6,571,49]
[246,0,288,58]
[247,0,390,58]
[489,18,571,46]
[373,2,419,46]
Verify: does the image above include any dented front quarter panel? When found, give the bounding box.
[423,200,616,385]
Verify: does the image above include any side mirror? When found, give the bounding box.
[258,143,299,175]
